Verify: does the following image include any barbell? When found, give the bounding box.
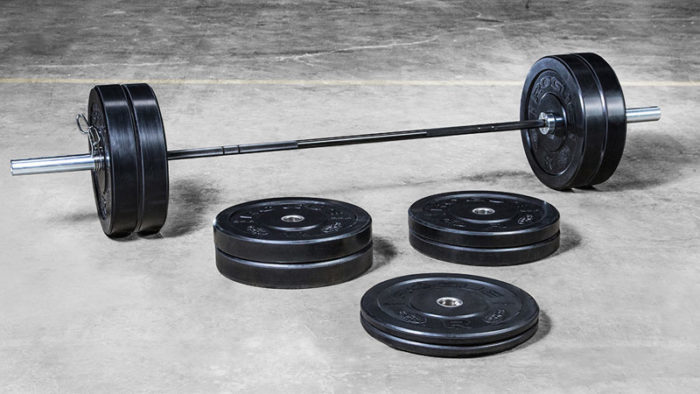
[10,53,661,237]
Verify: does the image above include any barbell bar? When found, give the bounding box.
[11,107,659,176]
[9,53,661,237]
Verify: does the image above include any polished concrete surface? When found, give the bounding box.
[1,1,699,392]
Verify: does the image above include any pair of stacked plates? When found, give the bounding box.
[361,273,540,357]
[409,191,560,265]
[214,197,373,288]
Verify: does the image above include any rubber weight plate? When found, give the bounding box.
[216,242,373,289]
[361,315,538,358]
[409,231,559,266]
[361,273,539,346]
[409,191,559,248]
[214,197,372,263]
[574,53,627,186]
[520,53,608,190]
[88,85,139,237]
[122,84,169,235]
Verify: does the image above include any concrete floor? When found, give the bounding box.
[1,0,699,392]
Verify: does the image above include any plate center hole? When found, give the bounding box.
[436,296,463,308]
[281,214,305,223]
[472,207,495,215]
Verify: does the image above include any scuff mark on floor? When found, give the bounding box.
[276,36,439,62]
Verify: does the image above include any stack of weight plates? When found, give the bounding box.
[409,191,560,266]
[214,197,373,288]
[360,273,539,357]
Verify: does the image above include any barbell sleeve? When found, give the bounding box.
[10,154,97,176]
[625,106,661,123]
